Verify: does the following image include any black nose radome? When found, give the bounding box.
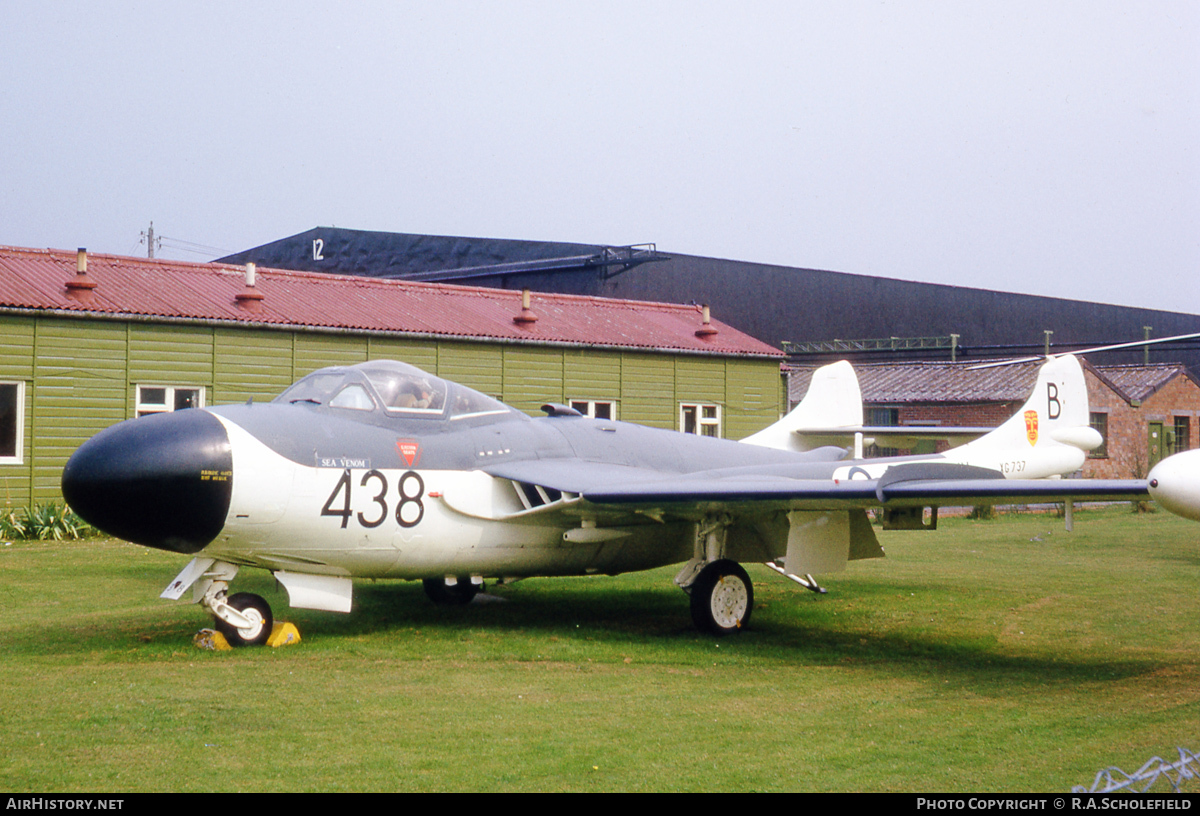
[62,410,233,553]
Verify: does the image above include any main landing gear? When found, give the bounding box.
[676,514,754,635]
[423,576,482,605]
[689,559,753,635]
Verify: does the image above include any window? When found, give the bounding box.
[136,385,205,418]
[570,400,616,420]
[358,364,446,415]
[1174,416,1191,454]
[866,406,901,457]
[329,384,376,411]
[0,382,24,464]
[868,407,900,426]
[1089,412,1108,459]
[680,403,721,437]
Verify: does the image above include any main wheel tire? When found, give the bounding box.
[690,560,753,635]
[214,592,273,647]
[423,577,480,606]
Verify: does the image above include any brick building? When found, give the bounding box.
[1086,364,1200,478]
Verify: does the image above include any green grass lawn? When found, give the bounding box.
[1,505,1198,792]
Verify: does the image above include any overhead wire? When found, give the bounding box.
[156,235,234,258]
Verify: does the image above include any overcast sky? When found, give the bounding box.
[4,1,1197,315]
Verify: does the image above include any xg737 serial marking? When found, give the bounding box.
[320,469,425,530]
[998,460,1027,474]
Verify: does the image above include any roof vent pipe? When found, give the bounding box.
[695,304,718,339]
[514,288,538,325]
[234,262,264,312]
[64,247,98,304]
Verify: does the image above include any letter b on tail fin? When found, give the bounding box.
[948,354,1100,477]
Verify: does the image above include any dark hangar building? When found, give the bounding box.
[221,227,1200,373]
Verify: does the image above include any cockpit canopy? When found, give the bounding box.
[275,360,516,421]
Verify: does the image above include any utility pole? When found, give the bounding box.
[141,222,157,258]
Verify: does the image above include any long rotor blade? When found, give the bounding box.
[966,331,1200,370]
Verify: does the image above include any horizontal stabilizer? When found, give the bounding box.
[792,424,995,451]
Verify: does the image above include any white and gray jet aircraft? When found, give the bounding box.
[60,354,1199,644]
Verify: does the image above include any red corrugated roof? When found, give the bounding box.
[789,358,1200,406]
[789,359,1044,405]
[1094,363,1199,402]
[0,245,781,358]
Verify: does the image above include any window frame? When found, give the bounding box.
[569,399,617,420]
[679,402,722,438]
[0,381,25,465]
[867,406,900,427]
[135,384,206,418]
[1088,412,1109,459]
[1173,415,1191,455]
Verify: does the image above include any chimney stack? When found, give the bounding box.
[513,288,538,325]
[64,248,98,304]
[234,262,264,312]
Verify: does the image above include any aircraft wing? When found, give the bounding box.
[583,473,1149,508]
[479,458,1147,581]
[485,459,1148,514]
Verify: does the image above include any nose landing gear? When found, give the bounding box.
[212,592,274,647]
[165,558,276,647]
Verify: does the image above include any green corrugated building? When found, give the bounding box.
[0,245,785,510]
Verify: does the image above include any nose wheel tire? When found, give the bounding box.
[423,577,481,605]
[214,592,273,647]
[690,560,753,635]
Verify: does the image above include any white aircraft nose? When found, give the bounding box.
[1148,449,1200,522]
